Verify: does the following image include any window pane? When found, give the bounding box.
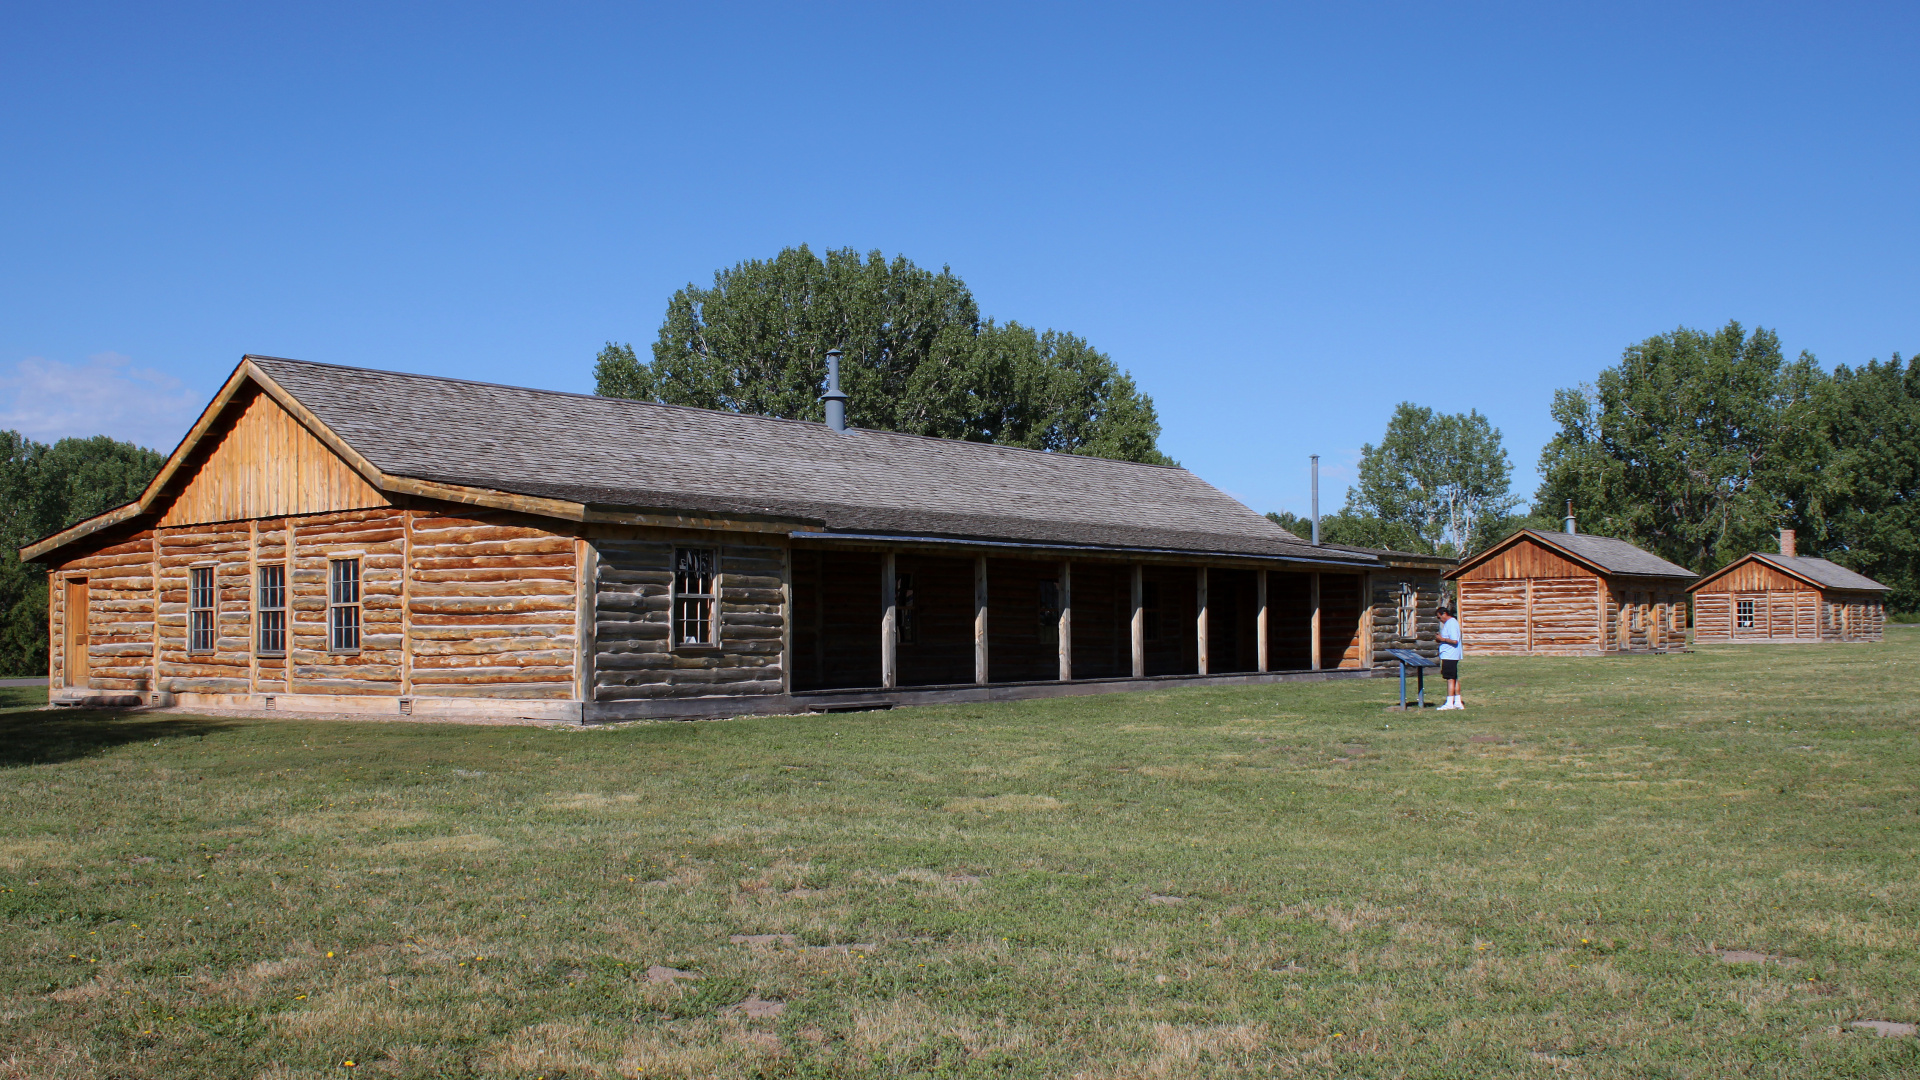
[259,609,285,654]
[330,603,360,651]
[258,564,285,610]
[330,559,359,605]
[673,548,716,645]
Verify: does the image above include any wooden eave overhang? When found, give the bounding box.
[18,357,815,563]
[788,530,1389,570]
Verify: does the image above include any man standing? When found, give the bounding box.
[1435,603,1464,710]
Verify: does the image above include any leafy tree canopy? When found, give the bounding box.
[1800,353,1920,609]
[1337,404,1519,556]
[596,245,1172,464]
[1533,321,1821,573]
[0,432,164,675]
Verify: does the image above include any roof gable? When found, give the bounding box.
[1447,529,1694,581]
[1691,552,1891,594]
[1449,532,1592,581]
[155,387,390,527]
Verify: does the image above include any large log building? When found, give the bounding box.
[28,356,1451,722]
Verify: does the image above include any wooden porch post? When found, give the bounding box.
[1309,571,1322,671]
[1359,572,1372,668]
[974,554,989,685]
[1195,566,1209,676]
[1255,568,1269,673]
[1130,564,1145,678]
[1057,560,1072,681]
[880,550,897,689]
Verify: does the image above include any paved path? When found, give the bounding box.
[0,677,46,687]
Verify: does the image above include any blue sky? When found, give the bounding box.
[3,3,1915,517]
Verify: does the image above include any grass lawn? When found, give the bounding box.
[3,634,1918,1079]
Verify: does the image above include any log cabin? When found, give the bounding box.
[1688,530,1890,643]
[26,355,1452,722]
[1445,524,1696,655]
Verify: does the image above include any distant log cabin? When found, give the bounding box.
[26,356,1452,721]
[1688,530,1889,644]
[1445,526,1696,655]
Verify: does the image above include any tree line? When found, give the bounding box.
[1269,321,1918,612]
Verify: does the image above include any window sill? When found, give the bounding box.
[327,650,363,657]
[671,644,723,654]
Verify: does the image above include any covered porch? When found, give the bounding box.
[787,536,1372,696]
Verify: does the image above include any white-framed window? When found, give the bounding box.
[189,565,216,653]
[1736,598,1755,629]
[328,558,361,652]
[673,547,717,647]
[257,564,287,655]
[1398,582,1418,638]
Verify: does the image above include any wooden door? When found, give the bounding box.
[64,578,89,687]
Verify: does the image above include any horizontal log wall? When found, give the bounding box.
[49,531,158,691]
[1367,569,1442,665]
[1694,588,1884,644]
[592,534,784,701]
[289,510,406,695]
[157,521,254,694]
[54,505,580,701]
[1536,578,1605,649]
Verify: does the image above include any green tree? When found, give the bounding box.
[1339,403,1518,556]
[1816,353,1920,609]
[597,245,1171,464]
[0,432,163,675]
[1534,321,1816,572]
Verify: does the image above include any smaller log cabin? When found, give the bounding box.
[27,356,1453,721]
[1689,530,1890,643]
[1445,528,1696,655]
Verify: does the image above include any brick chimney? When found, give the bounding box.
[1779,529,1796,558]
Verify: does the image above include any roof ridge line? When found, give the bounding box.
[244,354,1193,472]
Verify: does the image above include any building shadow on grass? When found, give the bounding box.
[0,704,239,768]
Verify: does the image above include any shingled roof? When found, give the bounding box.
[1448,528,1696,580]
[1722,553,1890,593]
[232,356,1371,564]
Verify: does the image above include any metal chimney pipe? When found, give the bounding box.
[1564,500,1577,534]
[822,348,848,432]
[1310,455,1320,546]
